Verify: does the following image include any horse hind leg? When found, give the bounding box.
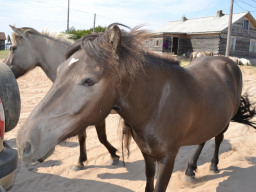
[210,125,229,173]
[185,142,205,182]
[72,130,88,171]
[184,124,228,180]
[95,120,120,165]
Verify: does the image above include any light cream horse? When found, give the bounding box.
[190,51,213,61]
[229,56,252,66]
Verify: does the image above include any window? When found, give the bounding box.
[249,39,256,53]
[230,37,236,51]
[144,40,149,47]
[154,40,160,47]
[243,19,249,30]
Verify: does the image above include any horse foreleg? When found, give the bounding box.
[95,120,120,165]
[154,149,178,192]
[210,125,228,173]
[185,142,206,181]
[72,130,87,171]
[142,152,156,192]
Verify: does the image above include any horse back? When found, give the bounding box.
[187,56,242,99]
[180,56,243,145]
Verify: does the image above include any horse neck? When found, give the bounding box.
[115,57,183,129]
[33,35,71,82]
[116,66,164,128]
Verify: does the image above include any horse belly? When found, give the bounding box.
[181,98,234,146]
[181,123,228,146]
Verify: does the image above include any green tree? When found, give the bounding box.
[66,26,106,40]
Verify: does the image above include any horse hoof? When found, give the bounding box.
[184,175,196,184]
[210,169,220,174]
[210,165,220,173]
[110,157,120,165]
[71,163,84,171]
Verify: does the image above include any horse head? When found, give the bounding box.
[4,25,42,78]
[4,25,71,80]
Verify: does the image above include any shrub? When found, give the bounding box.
[66,26,106,40]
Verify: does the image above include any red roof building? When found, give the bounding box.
[0,32,6,50]
[0,33,6,41]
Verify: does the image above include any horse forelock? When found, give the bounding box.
[77,24,149,82]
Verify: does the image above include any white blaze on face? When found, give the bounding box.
[68,57,79,67]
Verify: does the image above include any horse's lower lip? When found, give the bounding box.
[37,147,55,162]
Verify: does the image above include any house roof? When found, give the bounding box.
[0,32,6,40]
[155,12,255,35]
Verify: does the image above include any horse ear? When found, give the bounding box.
[9,25,23,36]
[107,25,122,54]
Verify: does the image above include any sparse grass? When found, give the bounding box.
[178,58,256,76]
[239,65,256,76]
[0,50,9,62]
[179,59,190,67]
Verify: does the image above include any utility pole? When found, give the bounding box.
[93,13,96,33]
[67,0,70,33]
[225,0,234,57]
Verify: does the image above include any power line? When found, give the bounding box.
[234,0,256,12]
[31,0,103,16]
[234,0,248,11]
[0,1,154,25]
[1,1,164,30]
[239,0,256,9]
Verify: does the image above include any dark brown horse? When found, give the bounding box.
[17,24,255,192]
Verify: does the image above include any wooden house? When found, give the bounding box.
[0,32,6,50]
[145,11,256,57]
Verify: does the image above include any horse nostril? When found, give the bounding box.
[23,142,32,156]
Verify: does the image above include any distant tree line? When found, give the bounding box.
[66,26,106,40]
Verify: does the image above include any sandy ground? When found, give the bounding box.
[3,65,256,192]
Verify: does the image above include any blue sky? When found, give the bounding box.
[1,0,256,37]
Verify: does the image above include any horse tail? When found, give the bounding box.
[121,121,132,166]
[231,95,256,128]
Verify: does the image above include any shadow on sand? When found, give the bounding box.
[9,170,133,192]
[97,138,232,181]
[216,157,256,192]
[5,138,80,149]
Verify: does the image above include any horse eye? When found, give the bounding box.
[83,78,95,86]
